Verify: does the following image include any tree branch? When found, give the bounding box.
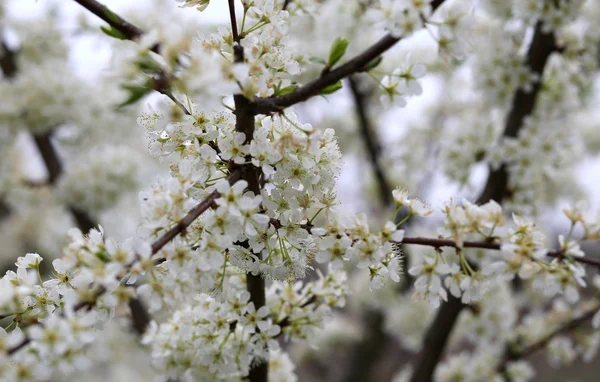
[409,23,558,382]
[497,303,600,373]
[0,39,18,79]
[348,76,392,206]
[150,168,241,254]
[400,236,600,267]
[226,0,268,378]
[228,0,240,44]
[252,0,446,115]
[0,38,17,220]
[6,169,242,356]
[73,0,145,42]
[476,22,557,205]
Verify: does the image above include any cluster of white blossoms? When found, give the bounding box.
[405,196,600,308]
[57,145,145,214]
[3,0,600,381]
[143,266,347,380]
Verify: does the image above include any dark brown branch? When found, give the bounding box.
[409,24,558,382]
[151,169,242,254]
[235,100,268,382]
[72,0,145,42]
[32,133,151,333]
[498,304,600,373]
[0,40,17,220]
[476,22,557,205]
[6,170,242,356]
[228,0,240,44]
[33,133,63,185]
[343,77,395,382]
[227,5,266,372]
[0,40,18,79]
[400,236,600,268]
[252,0,446,115]
[282,0,292,11]
[348,76,392,206]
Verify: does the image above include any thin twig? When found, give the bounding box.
[400,236,600,268]
[348,76,391,206]
[228,0,240,44]
[5,169,242,356]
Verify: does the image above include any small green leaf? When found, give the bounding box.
[102,6,121,24]
[118,84,152,108]
[320,81,343,95]
[100,25,126,40]
[277,84,298,96]
[309,56,327,65]
[365,56,383,72]
[135,53,161,74]
[95,250,112,263]
[328,37,349,67]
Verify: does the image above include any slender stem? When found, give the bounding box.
[348,76,391,206]
[5,169,243,356]
[228,0,240,44]
[151,170,242,254]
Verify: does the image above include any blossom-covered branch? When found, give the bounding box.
[252,0,447,114]
[410,21,560,381]
[400,237,600,268]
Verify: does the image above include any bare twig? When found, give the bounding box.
[228,0,240,44]
[348,76,392,206]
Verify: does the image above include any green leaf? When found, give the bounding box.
[100,25,126,40]
[102,6,121,24]
[95,250,112,263]
[328,37,349,68]
[365,56,383,72]
[118,84,152,108]
[135,53,161,74]
[277,84,298,96]
[320,81,343,95]
[309,56,327,65]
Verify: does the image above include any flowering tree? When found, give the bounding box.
[1,0,600,381]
